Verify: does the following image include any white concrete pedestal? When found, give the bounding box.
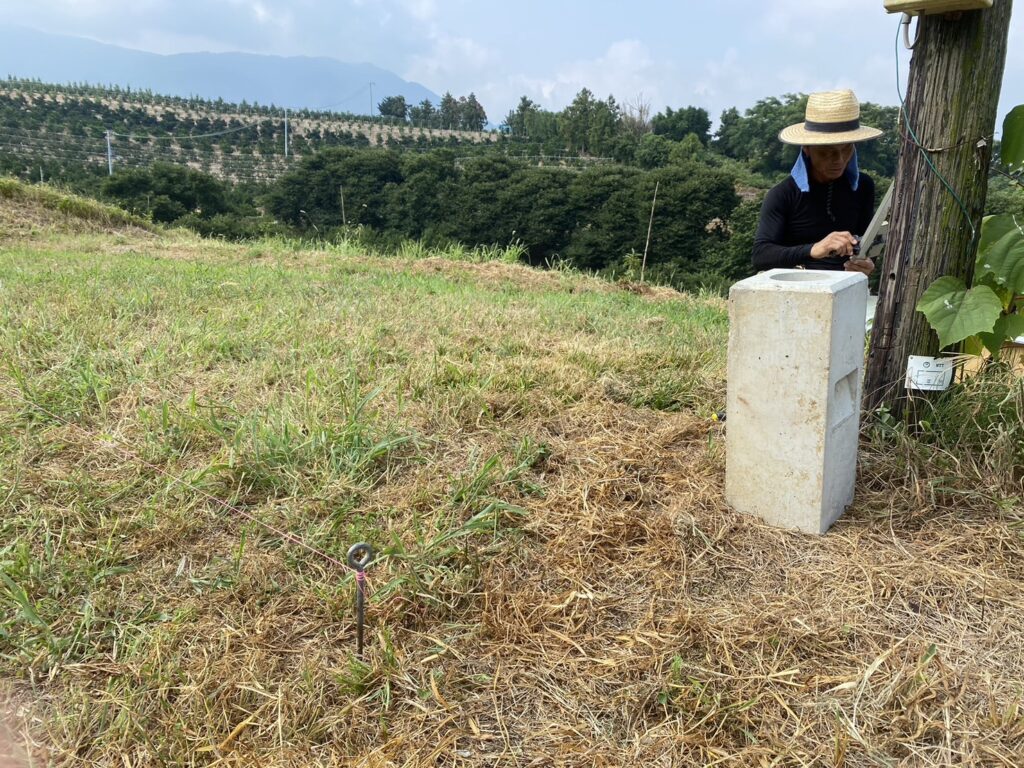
[725,269,868,534]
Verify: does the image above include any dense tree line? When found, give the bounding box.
[261,147,748,289]
[378,92,488,131]
[500,89,900,180]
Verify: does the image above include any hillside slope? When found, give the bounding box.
[0,80,499,185]
[0,177,155,241]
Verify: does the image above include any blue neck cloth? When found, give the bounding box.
[791,148,859,192]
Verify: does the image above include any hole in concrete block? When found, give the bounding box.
[830,368,858,428]
[770,272,827,282]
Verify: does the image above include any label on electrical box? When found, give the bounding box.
[905,355,953,391]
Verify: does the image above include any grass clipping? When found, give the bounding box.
[0,231,1022,766]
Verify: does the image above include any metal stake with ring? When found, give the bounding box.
[347,542,375,659]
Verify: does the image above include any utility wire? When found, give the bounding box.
[0,132,287,169]
[311,83,372,112]
[110,121,267,141]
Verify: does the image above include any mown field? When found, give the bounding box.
[1,186,1023,766]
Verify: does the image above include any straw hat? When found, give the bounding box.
[778,89,883,145]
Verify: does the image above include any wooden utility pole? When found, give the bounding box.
[864,2,1013,417]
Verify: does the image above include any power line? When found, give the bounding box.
[1,121,580,185]
[310,82,372,112]
[110,121,268,141]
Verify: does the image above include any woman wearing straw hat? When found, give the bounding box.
[752,89,883,275]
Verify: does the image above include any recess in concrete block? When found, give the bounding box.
[769,272,831,282]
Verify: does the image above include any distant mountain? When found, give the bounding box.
[0,24,439,114]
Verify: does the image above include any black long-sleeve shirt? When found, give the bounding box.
[752,173,875,271]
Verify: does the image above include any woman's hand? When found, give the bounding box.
[810,231,858,259]
[844,257,875,276]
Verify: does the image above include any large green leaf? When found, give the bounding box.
[978,314,1024,358]
[1002,105,1024,169]
[977,221,1024,296]
[976,272,1015,310]
[977,214,1022,257]
[916,277,1003,348]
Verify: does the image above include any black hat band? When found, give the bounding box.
[804,118,861,133]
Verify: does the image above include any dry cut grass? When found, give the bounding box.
[0,217,1022,766]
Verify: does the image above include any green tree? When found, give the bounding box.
[446,155,522,244]
[652,106,711,144]
[458,93,488,131]
[496,167,574,262]
[668,134,706,165]
[523,108,562,149]
[587,96,621,156]
[639,162,741,274]
[503,96,539,137]
[558,90,621,155]
[265,147,403,231]
[713,94,807,175]
[701,198,761,283]
[439,92,459,129]
[559,88,597,154]
[855,102,900,178]
[384,150,457,240]
[634,134,672,169]
[986,171,1024,215]
[101,162,231,223]
[409,99,436,127]
[377,95,408,122]
[565,165,643,270]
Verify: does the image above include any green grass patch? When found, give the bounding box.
[0,176,154,231]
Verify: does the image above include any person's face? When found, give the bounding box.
[803,143,855,182]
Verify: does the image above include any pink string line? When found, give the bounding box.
[1,384,361,576]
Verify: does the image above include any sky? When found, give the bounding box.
[1,0,1021,129]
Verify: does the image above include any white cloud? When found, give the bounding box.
[759,0,869,39]
[57,0,163,12]
[248,1,292,28]
[406,33,494,85]
[346,0,434,21]
[399,0,436,22]
[515,40,661,108]
[693,48,752,100]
